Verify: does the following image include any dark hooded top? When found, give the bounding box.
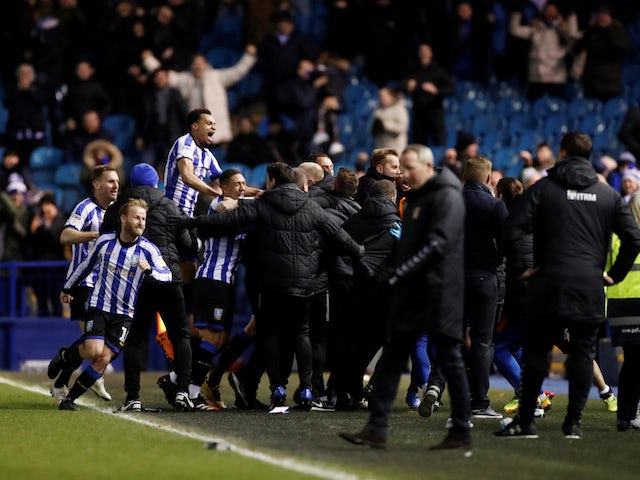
[507,156,640,322]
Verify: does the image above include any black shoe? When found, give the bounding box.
[338,430,387,449]
[618,420,631,432]
[58,399,77,411]
[47,347,67,380]
[228,372,249,409]
[429,435,472,451]
[562,422,583,439]
[494,418,539,438]
[157,374,177,407]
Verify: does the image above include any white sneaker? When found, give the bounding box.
[50,384,68,404]
[328,142,345,155]
[630,401,640,429]
[312,131,330,145]
[120,399,142,412]
[445,418,474,429]
[90,377,112,401]
[174,391,195,412]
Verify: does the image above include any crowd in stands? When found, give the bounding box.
[2,0,640,297]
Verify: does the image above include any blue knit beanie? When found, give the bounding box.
[130,163,159,187]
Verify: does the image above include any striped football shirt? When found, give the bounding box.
[164,133,222,217]
[195,197,245,284]
[63,197,106,288]
[64,232,172,317]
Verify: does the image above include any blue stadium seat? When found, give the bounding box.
[509,112,541,133]
[247,162,270,188]
[102,114,137,154]
[470,113,503,136]
[0,107,8,135]
[455,81,485,100]
[61,187,85,215]
[578,113,607,135]
[205,46,240,69]
[32,170,56,186]
[515,129,545,151]
[481,130,508,152]
[54,163,83,187]
[493,147,520,171]
[29,146,64,171]
[603,97,629,119]
[531,96,567,118]
[460,97,494,117]
[495,97,529,118]
[223,162,251,179]
[36,183,64,208]
[567,97,603,118]
[256,114,296,137]
[429,145,447,164]
[542,112,575,138]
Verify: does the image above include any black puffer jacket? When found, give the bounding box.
[354,168,396,205]
[194,183,363,297]
[387,167,466,341]
[101,185,192,283]
[343,191,400,281]
[508,156,640,322]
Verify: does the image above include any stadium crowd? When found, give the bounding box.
[1,0,640,450]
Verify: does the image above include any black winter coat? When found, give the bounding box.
[355,168,397,206]
[100,185,191,283]
[507,157,640,322]
[343,192,399,282]
[387,167,466,341]
[193,183,363,297]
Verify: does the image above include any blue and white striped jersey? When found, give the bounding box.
[63,197,106,288]
[64,232,172,317]
[195,197,244,284]
[164,133,222,217]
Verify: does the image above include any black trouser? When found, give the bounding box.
[464,269,498,410]
[256,293,312,391]
[520,319,600,426]
[310,290,329,395]
[365,332,471,439]
[618,346,640,422]
[124,282,192,397]
[411,108,446,146]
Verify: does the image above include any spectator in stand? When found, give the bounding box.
[64,110,115,165]
[257,9,320,117]
[226,116,268,168]
[146,4,191,72]
[0,180,31,262]
[403,43,454,147]
[618,107,640,164]
[0,151,36,195]
[80,140,124,193]
[263,115,301,166]
[142,45,257,145]
[509,2,581,101]
[445,1,491,82]
[137,67,188,173]
[62,60,112,133]
[441,132,479,180]
[28,193,66,317]
[3,63,47,163]
[621,169,640,203]
[370,87,409,154]
[572,5,631,102]
[606,151,636,194]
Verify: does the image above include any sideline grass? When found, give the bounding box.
[1,372,639,480]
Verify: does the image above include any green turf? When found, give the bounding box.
[1,372,639,480]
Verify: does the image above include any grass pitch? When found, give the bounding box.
[1,371,638,480]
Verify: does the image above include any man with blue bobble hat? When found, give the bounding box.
[100,163,205,411]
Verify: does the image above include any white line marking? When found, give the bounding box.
[0,376,359,480]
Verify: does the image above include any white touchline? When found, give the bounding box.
[0,376,359,480]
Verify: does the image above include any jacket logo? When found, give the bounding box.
[567,190,596,202]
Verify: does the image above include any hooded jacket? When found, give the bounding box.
[193,183,363,297]
[386,167,466,341]
[507,156,640,322]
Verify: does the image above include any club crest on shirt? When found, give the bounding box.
[213,308,223,321]
[129,254,140,265]
[412,206,421,219]
[85,320,94,333]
